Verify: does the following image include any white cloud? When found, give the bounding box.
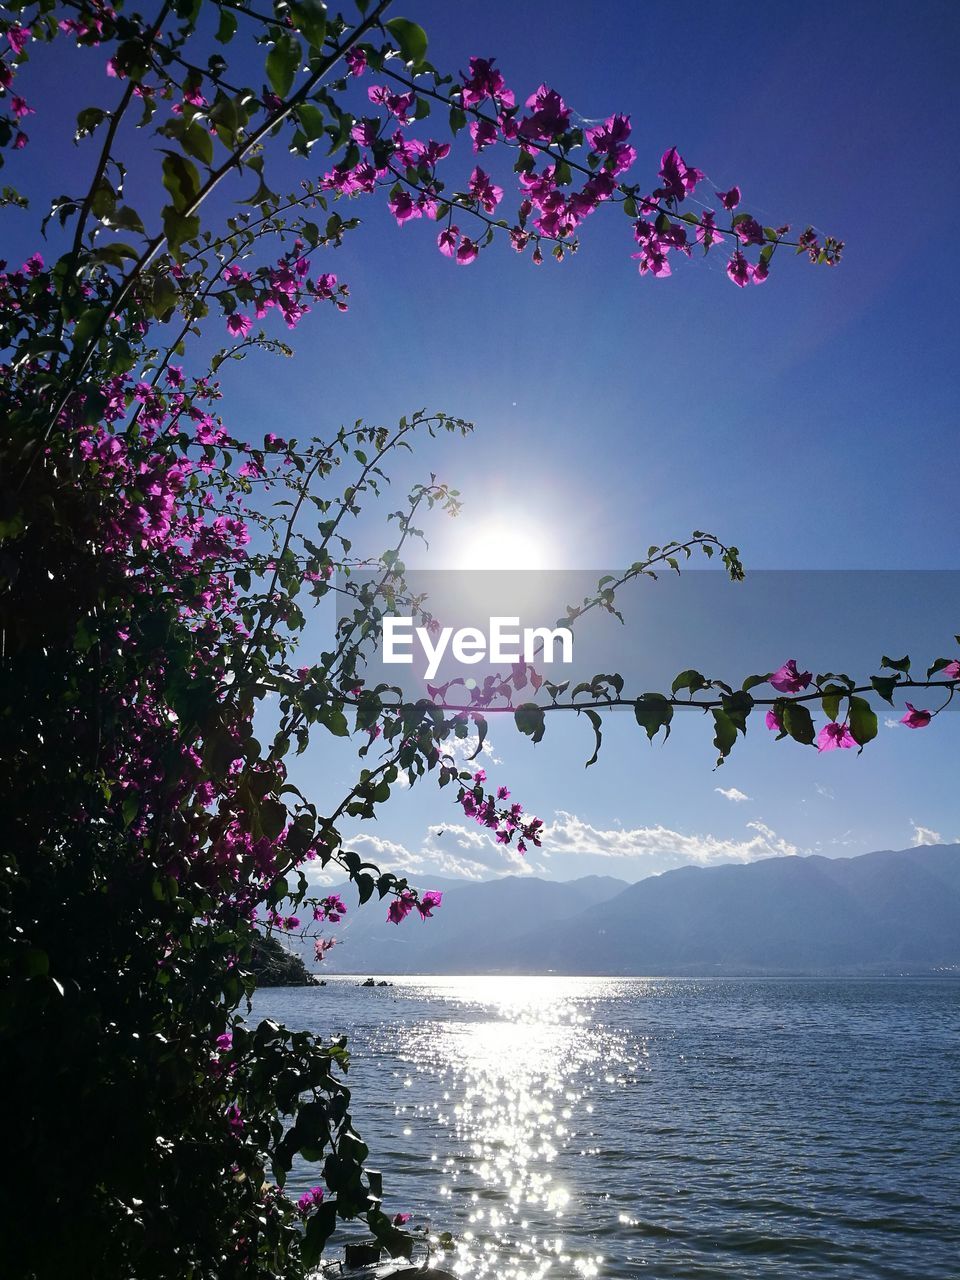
[441,733,502,767]
[911,823,944,847]
[715,786,749,803]
[325,823,532,883]
[540,810,798,868]
[814,783,835,800]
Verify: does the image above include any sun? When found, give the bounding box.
[454,517,549,571]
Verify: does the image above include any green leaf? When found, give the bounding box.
[711,708,737,761]
[72,306,105,348]
[386,17,428,66]
[881,654,911,674]
[301,1200,337,1267]
[162,152,201,212]
[634,694,672,741]
[180,121,214,166]
[870,674,899,704]
[215,8,237,42]
[820,682,846,721]
[671,668,707,696]
[266,32,302,98]
[580,708,602,767]
[162,207,200,255]
[848,695,878,748]
[297,103,325,141]
[290,0,327,49]
[259,798,287,841]
[782,702,815,745]
[514,703,546,744]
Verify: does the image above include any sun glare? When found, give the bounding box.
[455,519,550,571]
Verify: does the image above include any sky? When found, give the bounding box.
[9,0,960,885]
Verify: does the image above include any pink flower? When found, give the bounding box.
[437,225,460,257]
[695,210,723,250]
[460,56,508,108]
[726,250,750,288]
[765,708,782,732]
[416,890,442,920]
[654,147,704,202]
[346,48,366,76]
[388,189,420,225]
[468,166,503,213]
[227,313,252,337]
[314,936,337,962]
[11,95,33,120]
[717,186,741,211]
[769,660,812,694]
[900,703,931,729]
[520,84,570,140]
[393,1212,412,1225]
[942,660,960,680]
[735,215,765,247]
[817,722,856,752]
[456,237,479,265]
[7,25,30,55]
[297,1187,324,1213]
[470,118,498,151]
[387,892,415,925]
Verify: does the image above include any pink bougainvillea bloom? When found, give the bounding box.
[456,237,479,265]
[942,660,960,680]
[726,250,750,288]
[765,708,782,732]
[769,659,812,693]
[388,189,420,225]
[314,936,337,962]
[460,56,508,107]
[655,146,704,202]
[900,703,931,729]
[393,1212,412,1225]
[470,118,498,151]
[817,722,856,751]
[520,84,570,139]
[437,225,459,257]
[346,48,366,76]
[226,313,252,337]
[749,258,770,285]
[7,25,30,55]
[695,209,723,250]
[297,1187,324,1213]
[735,215,765,247]
[468,166,503,213]
[387,890,416,925]
[216,1032,233,1051]
[717,186,741,210]
[11,95,33,119]
[417,890,443,920]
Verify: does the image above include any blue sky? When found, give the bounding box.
[10,1,960,883]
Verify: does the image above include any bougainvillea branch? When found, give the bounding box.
[0,2,905,1276]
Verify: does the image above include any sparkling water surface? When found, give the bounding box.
[252,977,960,1279]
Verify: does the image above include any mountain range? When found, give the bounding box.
[289,844,960,977]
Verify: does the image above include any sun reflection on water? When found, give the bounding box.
[380,977,635,1278]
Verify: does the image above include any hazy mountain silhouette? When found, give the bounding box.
[292,846,960,976]
[293,873,628,974]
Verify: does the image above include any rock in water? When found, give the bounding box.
[249,932,315,986]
